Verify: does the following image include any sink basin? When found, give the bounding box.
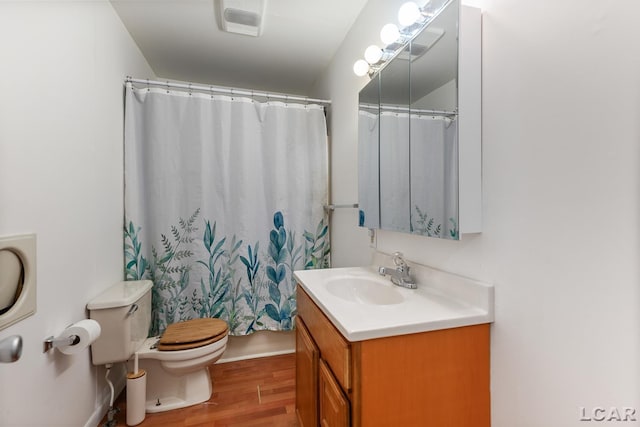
[325,276,404,305]
[294,265,494,341]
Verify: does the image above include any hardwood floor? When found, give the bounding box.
[99,354,298,427]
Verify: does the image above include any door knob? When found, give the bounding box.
[0,335,22,363]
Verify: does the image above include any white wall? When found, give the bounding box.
[314,0,640,425]
[0,2,154,426]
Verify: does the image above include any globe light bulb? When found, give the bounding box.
[353,59,370,77]
[380,23,400,45]
[398,2,421,26]
[364,45,383,64]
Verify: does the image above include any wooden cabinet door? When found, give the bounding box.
[296,318,319,427]
[297,287,352,391]
[319,360,350,427]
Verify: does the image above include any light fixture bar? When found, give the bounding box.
[354,0,454,77]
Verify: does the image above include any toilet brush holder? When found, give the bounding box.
[126,369,146,426]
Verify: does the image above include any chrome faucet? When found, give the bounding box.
[378,252,416,289]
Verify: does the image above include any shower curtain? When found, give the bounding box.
[410,114,458,239]
[357,109,380,229]
[379,111,411,232]
[374,110,458,238]
[123,83,329,336]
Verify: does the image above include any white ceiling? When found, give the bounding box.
[110,0,369,96]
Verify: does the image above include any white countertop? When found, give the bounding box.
[294,259,494,342]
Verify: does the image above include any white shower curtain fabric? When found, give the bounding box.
[123,83,329,336]
[410,114,458,239]
[379,111,411,232]
[357,109,380,229]
[375,111,458,238]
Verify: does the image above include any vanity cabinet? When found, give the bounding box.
[295,286,490,427]
[319,360,350,426]
[296,317,319,427]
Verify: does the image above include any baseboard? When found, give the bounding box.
[218,348,295,364]
[218,330,295,363]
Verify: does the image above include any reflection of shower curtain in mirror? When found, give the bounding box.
[123,83,329,336]
[358,110,380,228]
[410,115,458,239]
[380,112,411,232]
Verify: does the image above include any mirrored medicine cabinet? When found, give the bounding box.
[358,0,481,240]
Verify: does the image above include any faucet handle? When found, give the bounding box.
[392,252,407,268]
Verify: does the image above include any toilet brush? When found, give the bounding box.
[126,353,146,426]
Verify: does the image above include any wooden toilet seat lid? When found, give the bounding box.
[157,318,228,351]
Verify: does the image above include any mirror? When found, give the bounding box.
[358,74,380,229]
[409,0,459,239]
[358,0,468,240]
[379,46,410,233]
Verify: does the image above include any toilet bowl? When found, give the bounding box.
[87,280,229,413]
[138,334,228,375]
[136,334,228,412]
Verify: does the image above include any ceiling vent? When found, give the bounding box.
[218,0,266,37]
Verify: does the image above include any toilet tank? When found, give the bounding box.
[87,280,153,366]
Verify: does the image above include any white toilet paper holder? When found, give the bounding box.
[43,332,80,353]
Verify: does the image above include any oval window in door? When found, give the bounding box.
[0,249,24,315]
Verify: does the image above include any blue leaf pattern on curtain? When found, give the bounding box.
[123,83,329,336]
[124,211,329,336]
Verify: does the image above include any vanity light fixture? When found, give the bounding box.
[353,0,445,77]
[398,2,422,26]
[380,23,401,45]
[364,45,383,64]
[353,59,370,77]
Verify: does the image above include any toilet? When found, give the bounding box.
[87,280,228,413]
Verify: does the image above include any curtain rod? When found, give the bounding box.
[324,203,359,212]
[359,102,457,116]
[126,77,331,106]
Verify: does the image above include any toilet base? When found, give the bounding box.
[140,359,213,413]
